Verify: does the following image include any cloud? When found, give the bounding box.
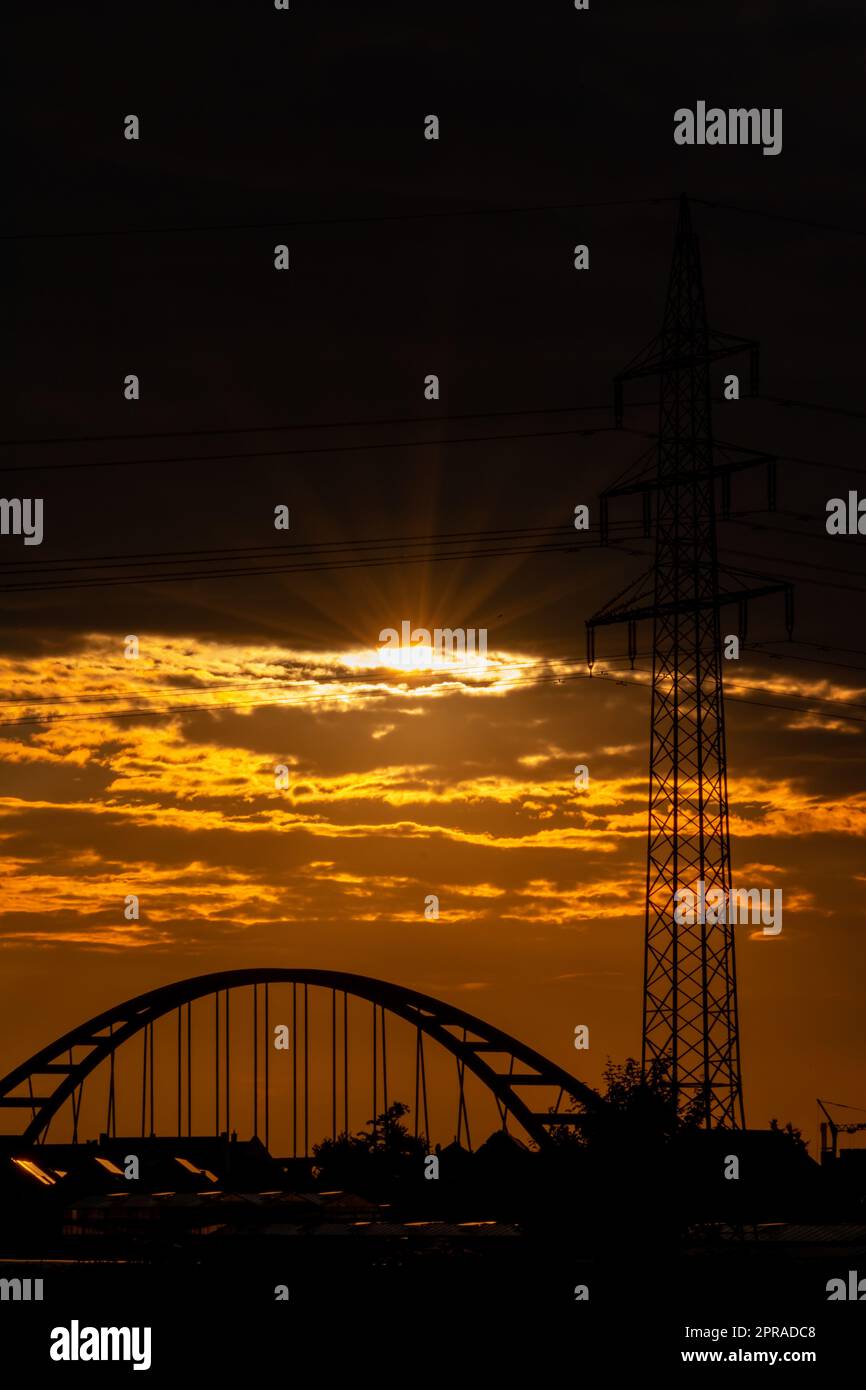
[1,634,865,954]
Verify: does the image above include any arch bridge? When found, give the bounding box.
[0,969,601,1152]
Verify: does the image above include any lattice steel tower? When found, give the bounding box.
[587,195,791,1128]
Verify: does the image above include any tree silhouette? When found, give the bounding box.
[768,1117,809,1153]
[551,1056,706,1152]
[312,1101,427,1191]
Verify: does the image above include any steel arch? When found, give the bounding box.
[0,969,600,1148]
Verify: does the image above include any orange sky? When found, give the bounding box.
[1,630,865,1151]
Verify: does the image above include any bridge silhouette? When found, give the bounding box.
[0,970,601,1152]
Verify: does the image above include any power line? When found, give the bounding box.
[0,665,599,729]
[691,196,866,241]
[0,523,597,571]
[0,504,853,602]
[0,539,650,594]
[721,556,866,600]
[590,667,866,728]
[0,642,602,710]
[0,507,823,596]
[0,195,677,244]
[5,192,860,250]
[11,633,859,714]
[3,641,860,714]
[0,505,783,593]
[0,424,624,475]
[749,644,866,678]
[760,393,866,423]
[707,688,866,727]
[760,637,866,662]
[595,639,866,685]
[0,647,606,712]
[1,389,861,458]
[3,647,866,732]
[0,399,640,451]
[579,641,866,687]
[774,451,866,480]
[591,659,866,718]
[721,530,866,585]
[727,516,846,546]
[4,387,864,454]
[0,520,651,580]
[621,426,866,479]
[722,676,866,717]
[0,499,809,582]
[0,678,300,710]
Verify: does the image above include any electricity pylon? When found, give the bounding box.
[587,195,792,1128]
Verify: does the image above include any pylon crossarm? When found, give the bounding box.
[615,327,759,425]
[603,447,777,499]
[587,581,789,631]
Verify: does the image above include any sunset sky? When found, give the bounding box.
[3,1,865,1151]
